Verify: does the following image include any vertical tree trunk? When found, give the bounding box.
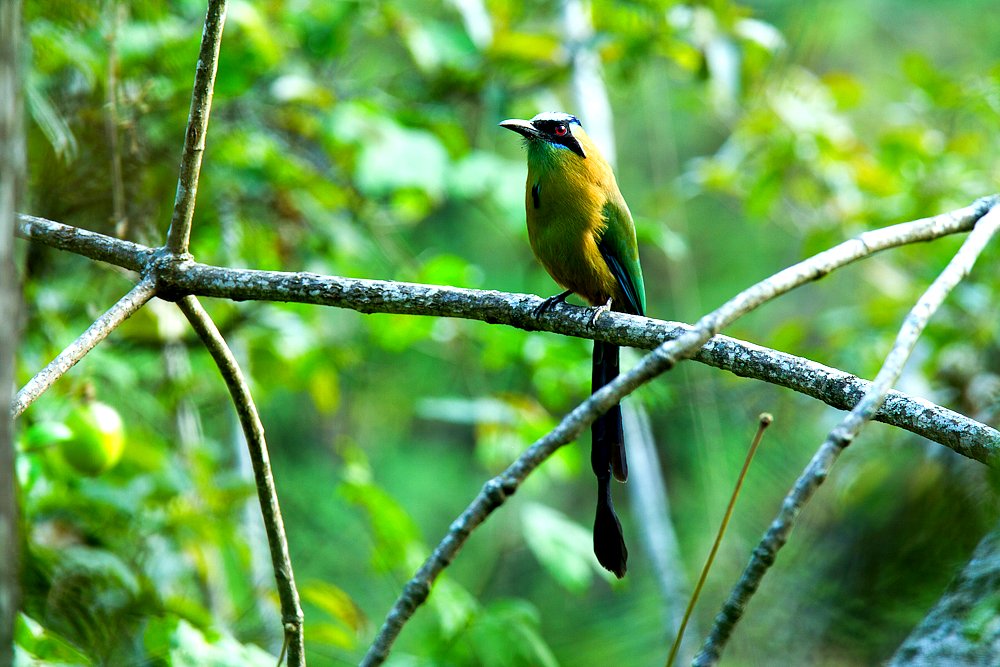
[0,0,25,661]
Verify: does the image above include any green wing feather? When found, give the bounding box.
[598,200,646,317]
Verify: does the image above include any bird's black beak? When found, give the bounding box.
[499,119,540,140]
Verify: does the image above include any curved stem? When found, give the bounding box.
[177,295,304,666]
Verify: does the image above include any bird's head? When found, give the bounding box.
[499,111,587,159]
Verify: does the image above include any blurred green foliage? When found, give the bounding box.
[13,0,1000,665]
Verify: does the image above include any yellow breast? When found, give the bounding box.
[524,131,628,308]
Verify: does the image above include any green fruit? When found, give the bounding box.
[60,401,126,476]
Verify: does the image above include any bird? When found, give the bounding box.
[500,111,646,578]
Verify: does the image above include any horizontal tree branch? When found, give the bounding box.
[14,205,1000,463]
[169,261,1000,462]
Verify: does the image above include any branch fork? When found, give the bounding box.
[11,1,305,665]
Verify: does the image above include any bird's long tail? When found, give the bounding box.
[592,340,628,577]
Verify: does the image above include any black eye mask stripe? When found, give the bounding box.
[531,120,586,159]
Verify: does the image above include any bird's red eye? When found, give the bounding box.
[554,124,568,137]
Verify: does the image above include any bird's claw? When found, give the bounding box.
[532,299,556,318]
[533,290,572,319]
[589,298,613,327]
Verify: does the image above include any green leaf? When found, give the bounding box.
[26,75,78,161]
[467,599,558,667]
[227,0,285,67]
[153,618,277,667]
[301,580,366,648]
[521,503,596,592]
[429,577,479,639]
[15,613,90,664]
[401,19,478,73]
[357,126,449,200]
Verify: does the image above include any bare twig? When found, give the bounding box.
[693,205,1000,666]
[361,198,1000,665]
[17,213,153,271]
[164,0,227,254]
[14,206,1000,463]
[1,0,24,659]
[11,277,157,419]
[228,337,285,651]
[177,296,304,667]
[668,414,772,667]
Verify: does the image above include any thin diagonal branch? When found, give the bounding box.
[164,0,226,254]
[14,206,1000,463]
[360,198,999,665]
[11,276,157,419]
[693,204,1000,666]
[176,296,304,667]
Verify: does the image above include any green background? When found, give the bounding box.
[13,0,1000,664]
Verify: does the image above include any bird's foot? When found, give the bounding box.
[589,298,613,328]
[533,289,573,318]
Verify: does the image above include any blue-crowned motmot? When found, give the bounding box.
[500,111,646,578]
